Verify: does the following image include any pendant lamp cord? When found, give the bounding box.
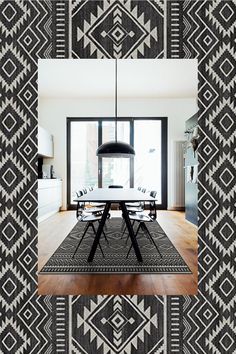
[115,59,117,142]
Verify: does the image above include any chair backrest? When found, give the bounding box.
[76,190,85,211]
[149,190,157,220]
[150,190,157,198]
[108,185,123,188]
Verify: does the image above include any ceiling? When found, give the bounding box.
[38,59,198,99]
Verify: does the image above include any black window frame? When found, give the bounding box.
[67,117,168,210]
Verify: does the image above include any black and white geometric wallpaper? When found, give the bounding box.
[0,0,235,353]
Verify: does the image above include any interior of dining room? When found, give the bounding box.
[37,59,198,295]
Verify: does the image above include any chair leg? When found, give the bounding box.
[122,220,135,241]
[143,223,162,258]
[97,221,109,244]
[121,219,126,232]
[126,223,141,258]
[72,222,90,258]
[102,230,109,245]
[140,222,152,243]
[125,220,137,245]
[121,225,127,239]
[91,223,105,258]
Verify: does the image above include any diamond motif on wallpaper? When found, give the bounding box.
[206,43,236,91]
[207,0,236,35]
[71,296,163,354]
[0,0,30,36]
[0,153,30,202]
[2,167,17,188]
[17,295,42,329]
[0,265,30,311]
[219,222,233,242]
[18,81,37,109]
[2,332,17,351]
[207,208,236,257]
[199,246,218,274]
[219,167,234,187]
[18,189,37,222]
[206,98,236,146]
[206,263,236,311]
[198,81,218,109]
[0,319,30,354]
[199,136,218,163]
[2,111,17,133]
[18,27,40,54]
[18,137,37,164]
[195,301,218,329]
[2,222,17,242]
[206,153,236,202]
[0,207,30,257]
[195,27,218,55]
[0,44,31,93]
[87,4,147,58]
[199,192,218,218]
[103,308,135,332]
[206,319,236,354]
[219,113,234,136]
[2,277,17,297]
[0,98,30,147]
[72,0,163,58]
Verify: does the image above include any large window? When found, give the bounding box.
[70,121,98,200]
[67,118,167,209]
[134,120,162,203]
[102,121,130,188]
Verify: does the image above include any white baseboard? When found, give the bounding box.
[38,208,60,223]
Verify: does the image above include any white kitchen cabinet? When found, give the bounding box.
[38,179,62,222]
[38,125,53,157]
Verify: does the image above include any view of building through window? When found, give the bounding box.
[134,120,162,203]
[70,119,163,205]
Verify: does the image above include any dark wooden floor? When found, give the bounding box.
[38,211,198,295]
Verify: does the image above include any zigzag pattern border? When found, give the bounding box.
[0,0,235,353]
[167,1,236,352]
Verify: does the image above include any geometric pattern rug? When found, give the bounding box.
[40,218,191,274]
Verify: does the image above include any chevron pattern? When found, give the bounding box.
[0,1,68,353]
[167,1,236,353]
[1,0,236,353]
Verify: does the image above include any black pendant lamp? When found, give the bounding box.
[96,60,135,158]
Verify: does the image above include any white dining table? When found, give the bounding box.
[74,188,157,262]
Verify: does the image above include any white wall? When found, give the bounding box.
[39,97,197,210]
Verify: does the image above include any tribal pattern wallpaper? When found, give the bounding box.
[0,1,235,353]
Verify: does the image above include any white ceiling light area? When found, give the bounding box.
[38,59,198,99]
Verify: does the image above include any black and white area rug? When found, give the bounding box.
[40,218,191,274]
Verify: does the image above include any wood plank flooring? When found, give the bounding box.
[38,211,198,295]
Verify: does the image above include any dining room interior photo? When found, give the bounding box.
[38,59,198,295]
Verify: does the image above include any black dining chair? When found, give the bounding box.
[125,191,162,258]
[121,188,147,236]
[75,190,104,218]
[125,187,145,208]
[72,200,108,258]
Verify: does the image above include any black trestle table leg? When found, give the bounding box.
[87,202,111,262]
[120,202,143,262]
